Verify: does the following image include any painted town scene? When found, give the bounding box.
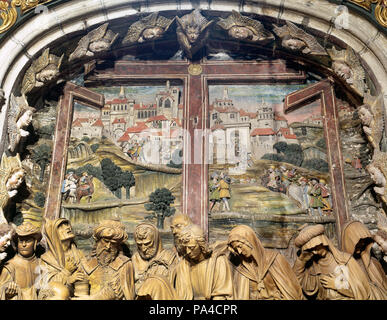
[60,82,184,246]
[207,85,336,249]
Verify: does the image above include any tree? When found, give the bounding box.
[101,158,123,198]
[121,171,135,199]
[261,153,284,162]
[302,158,329,172]
[316,138,326,149]
[145,188,176,229]
[91,144,100,153]
[284,143,303,166]
[72,163,103,181]
[31,143,52,182]
[273,141,288,154]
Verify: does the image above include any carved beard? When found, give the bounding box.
[138,246,157,260]
[173,236,185,256]
[96,244,118,266]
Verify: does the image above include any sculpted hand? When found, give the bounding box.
[5,281,18,298]
[320,275,336,290]
[64,257,77,273]
[68,270,86,284]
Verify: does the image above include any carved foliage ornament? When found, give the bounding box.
[349,0,387,27]
[0,0,53,34]
[123,12,175,45]
[217,10,274,44]
[21,47,64,95]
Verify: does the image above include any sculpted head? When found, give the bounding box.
[228,26,254,40]
[18,109,34,128]
[295,224,329,258]
[142,26,164,41]
[93,219,128,265]
[282,37,306,51]
[57,219,75,242]
[134,224,158,260]
[89,39,111,53]
[178,224,211,263]
[36,64,59,84]
[332,61,352,82]
[6,168,26,192]
[366,164,386,187]
[15,222,42,258]
[0,223,14,254]
[185,25,200,44]
[358,104,373,127]
[40,281,70,300]
[228,239,253,259]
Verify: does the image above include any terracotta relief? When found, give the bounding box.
[21,48,64,95]
[69,23,118,62]
[123,13,175,45]
[272,21,327,56]
[217,10,274,44]
[176,9,214,59]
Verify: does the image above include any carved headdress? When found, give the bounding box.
[272,21,327,55]
[123,13,175,44]
[7,93,36,153]
[176,9,214,59]
[69,23,118,62]
[327,46,366,97]
[21,48,64,95]
[217,10,274,43]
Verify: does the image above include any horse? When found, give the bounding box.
[76,175,94,203]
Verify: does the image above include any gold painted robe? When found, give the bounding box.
[293,234,371,300]
[228,225,304,300]
[341,221,387,300]
[171,251,233,300]
[81,255,135,300]
[0,255,42,300]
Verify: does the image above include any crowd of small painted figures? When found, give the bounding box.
[0,214,385,300]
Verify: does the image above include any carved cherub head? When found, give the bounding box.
[0,153,25,195]
[358,103,373,127]
[217,10,274,43]
[8,94,36,153]
[22,48,63,95]
[327,46,366,96]
[273,21,327,55]
[366,151,387,203]
[123,13,174,45]
[176,9,214,58]
[69,23,118,62]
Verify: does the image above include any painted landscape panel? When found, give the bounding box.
[60,83,184,250]
[207,84,336,252]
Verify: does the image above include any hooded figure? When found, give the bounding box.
[228,225,304,300]
[341,221,387,300]
[293,224,371,300]
[40,218,86,296]
[132,223,177,299]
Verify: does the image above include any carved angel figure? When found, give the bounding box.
[357,93,384,152]
[217,10,274,44]
[176,9,214,59]
[0,153,26,224]
[21,48,64,95]
[69,23,118,62]
[8,94,36,153]
[123,13,175,45]
[272,21,327,55]
[327,46,367,97]
[366,151,387,207]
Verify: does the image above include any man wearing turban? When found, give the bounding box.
[293,224,371,299]
[341,220,387,299]
[78,219,135,300]
[227,225,304,300]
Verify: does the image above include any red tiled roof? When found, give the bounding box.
[118,133,130,142]
[171,118,182,127]
[146,115,168,122]
[134,103,157,110]
[274,114,287,121]
[284,133,298,139]
[92,119,104,127]
[250,128,276,136]
[277,128,291,135]
[106,98,128,104]
[211,124,225,131]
